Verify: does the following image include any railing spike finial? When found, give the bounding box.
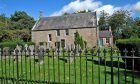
[131,48,135,55]
[123,48,128,56]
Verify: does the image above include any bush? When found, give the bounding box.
[0,38,25,50]
[26,42,35,45]
[39,42,47,46]
[116,38,140,70]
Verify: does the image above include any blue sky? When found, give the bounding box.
[0,0,140,20]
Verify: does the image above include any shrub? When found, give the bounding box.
[0,38,25,50]
[116,38,140,70]
[26,42,35,46]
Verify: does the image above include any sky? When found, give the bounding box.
[0,0,140,20]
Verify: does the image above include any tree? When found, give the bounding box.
[134,17,140,37]
[10,11,35,30]
[98,10,109,30]
[74,31,85,49]
[109,10,131,40]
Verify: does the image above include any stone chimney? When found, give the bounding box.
[39,11,43,18]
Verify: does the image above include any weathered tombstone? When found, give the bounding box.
[25,44,28,50]
[16,45,22,56]
[47,42,50,49]
[29,45,34,56]
[24,44,29,56]
[12,45,22,62]
[43,43,47,50]
[67,45,74,63]
[37,48,44,64]
[3,47,10,59]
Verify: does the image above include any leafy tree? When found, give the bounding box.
[134,17,140,26]
[10,11,35,30]
[74,31,85,49]
[98,10,109,30]
[134,17,140,37]
[109,10,131,40]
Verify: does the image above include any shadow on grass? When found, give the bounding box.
[87,59,140,80]
[87,59,125,69]
[58,58,67,63]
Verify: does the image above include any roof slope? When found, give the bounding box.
[99,31,112,38]
[32,12,97,31]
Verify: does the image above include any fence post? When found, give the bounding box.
[110,47,114,84]
[117,49,120,84]
[15,49,19,84]
[103,49,107,84]
[131,48,135,84]
[97,48,101,84]
[123,48,128,84]
[91,48,95,84]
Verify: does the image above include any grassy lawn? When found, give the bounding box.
[0,50,140,84]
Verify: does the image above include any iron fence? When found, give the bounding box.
[0,47,140,84]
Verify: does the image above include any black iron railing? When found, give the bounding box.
[0,47,140,84]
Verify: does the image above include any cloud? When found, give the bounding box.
[95,5,120,16]
[51,0,102,16]
[51,0,140,17]
[133,1,140,11]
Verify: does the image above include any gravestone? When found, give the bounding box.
[24,44,29,56]
[47,42,50,49]
[29,45,34,56]
[13,45,22,61]
[67,45,74,63]
[3,47,10,59]
[25,44,28,51]
[37,48,44,64]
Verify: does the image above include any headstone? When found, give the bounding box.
[29,45,34,56]
[47,42,50,49]
[37,48,44,64]
[12,45,22,61]
[67,53,74,63]
[25,44,28,50]
[67,45,74,63]
[3,47,10,58]
[24,44,30,56]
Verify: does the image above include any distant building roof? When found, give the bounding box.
[99,31,112,38]
[32,12,97,31]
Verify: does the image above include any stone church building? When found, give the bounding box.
[31,12,98,48]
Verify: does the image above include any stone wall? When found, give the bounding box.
[32,27,97,48]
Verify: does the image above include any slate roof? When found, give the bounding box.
[99,31,112,38]
[32,12,97,31]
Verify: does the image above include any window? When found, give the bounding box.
[65,29,69,35]
[55,41,60,48]
[48,34,52,42]
[61,39,65,48]
[57,30,60,36]
[106,38,109,43]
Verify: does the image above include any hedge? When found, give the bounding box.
[116,38,140,70]
[26,42,35,46]
[0,40,25,50]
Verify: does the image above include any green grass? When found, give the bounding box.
[0,51,140,84]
